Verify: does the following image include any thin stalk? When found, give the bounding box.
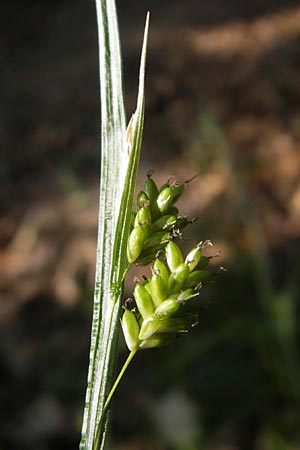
[92,349,138,450]
[104,349,138,415]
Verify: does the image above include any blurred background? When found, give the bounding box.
[1,0,300,449]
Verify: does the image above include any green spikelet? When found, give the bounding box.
[149,270,168,307]
[155,298,180,319]
[134,207,151,238]
[168,263,190,294]
[184,270,214,289]
[139,333,175,349]
[150,215,177,234]
[137,191,150,209]
[127,226,145,263]
[153,259,170,286]
[165,241,184,272]
[123,174,218,355]
[139,316,161,340]
[171,183,185,203]
[156,186,174,213]
[133,284,155,319]
[185,242,202,272]
[121,310,140,351]
[144,175,159,219]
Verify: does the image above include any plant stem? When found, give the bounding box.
[80,5,149,448]
[103,348,138,413]
[79,0,127,447]
[92,349,138,450]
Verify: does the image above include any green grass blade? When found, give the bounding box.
[111,12,150,286]
[79,3,150,450]
[79,1,126,448]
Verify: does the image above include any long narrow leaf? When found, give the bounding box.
[79,1,126,448]
[112,12,150,287]
[80,3,149,449]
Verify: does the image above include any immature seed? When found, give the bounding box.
[143,231,169,252]
[139,333,175,349]
[158,317,189,333]
[137,191,150,209]
[144,176,159,201]
[134,284,155,319]
[155,298,180,319]
[156,186,174,213]
[165,241,184,272]
[121,309,140,351]
[185,242,202,272]
[168,263,190,294]
[144,176,159,218]
[175,288,198,303]
[127,226,145,263]
[134,207,151,237]
[153,259,170,286]
[150,271,168,307]
[149,215,177,234]
[184,270,214,289]
[138,315,161,340]
[171,183,185,203]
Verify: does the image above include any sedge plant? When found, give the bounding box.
[80,2,218,449]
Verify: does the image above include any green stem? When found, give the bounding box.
[80,8,149,449]
[92,349,138,450]
[103,348,138,413]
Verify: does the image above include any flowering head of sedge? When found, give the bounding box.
[122,240,218,351]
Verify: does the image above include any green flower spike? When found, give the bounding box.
[105,238,218,434]
[123,239,216,351]
[104,175,217,449]
[126,173,194,266]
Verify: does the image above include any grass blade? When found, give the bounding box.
[79,3,150,449]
